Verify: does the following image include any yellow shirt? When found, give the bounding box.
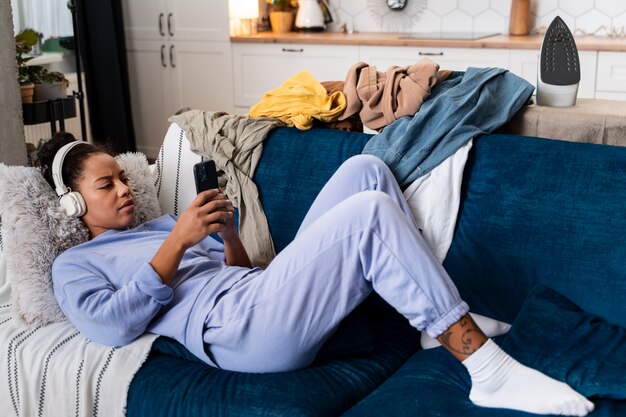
[248,70,346,130]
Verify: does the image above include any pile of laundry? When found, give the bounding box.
[170,61,534,267]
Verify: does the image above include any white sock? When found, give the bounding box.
[462,339,595,416]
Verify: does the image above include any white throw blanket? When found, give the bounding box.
[0,252,158,417]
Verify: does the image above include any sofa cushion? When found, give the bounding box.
[343,339,626,417]
[501,284,626,399]
[128,298,420,417]
[443,134,626,328]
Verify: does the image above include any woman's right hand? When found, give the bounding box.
[169,189,234,250]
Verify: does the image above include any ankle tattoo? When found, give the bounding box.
[437,314,487,358]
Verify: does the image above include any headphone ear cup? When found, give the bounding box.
[59,191,87,217]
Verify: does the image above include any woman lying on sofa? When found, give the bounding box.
[41,135,594,417]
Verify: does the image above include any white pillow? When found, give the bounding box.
[420,312,512,349]
[0,152,161,327]
[153,123,204,217]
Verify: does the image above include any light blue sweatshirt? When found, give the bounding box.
[51,214,258,366]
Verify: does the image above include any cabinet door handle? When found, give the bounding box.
[158,13,165,36]
[169,45,176,68]
[282,48,304,53]
[167,13,174,36]
[161,45,167,67]
[418,51,444,56]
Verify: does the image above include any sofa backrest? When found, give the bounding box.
[254,127,372,252]
[443,134,626,328]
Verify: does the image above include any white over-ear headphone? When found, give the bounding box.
[52,141,88,217]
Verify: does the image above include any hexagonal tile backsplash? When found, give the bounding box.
[330,0,626,35]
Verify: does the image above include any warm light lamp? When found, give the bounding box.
[229,0,260,35]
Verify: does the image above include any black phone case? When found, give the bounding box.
[193,160,219,194]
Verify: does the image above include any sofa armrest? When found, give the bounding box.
[152,123,203,216]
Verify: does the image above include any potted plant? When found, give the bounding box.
[33,70,70,102]
[15,28,42,103]
[267,0,297,33]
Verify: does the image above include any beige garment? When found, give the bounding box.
[500,98,626,147]
[339,58,452,130]
[168,110,283,268]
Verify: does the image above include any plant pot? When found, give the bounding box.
[33,82,68,102]
[20,83,35,103]
[270,11,295,34]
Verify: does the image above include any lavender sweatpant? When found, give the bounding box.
[203,155,469,372]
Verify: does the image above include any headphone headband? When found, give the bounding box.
[51,141,89,197]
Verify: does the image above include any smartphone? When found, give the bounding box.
[193,160,219,194]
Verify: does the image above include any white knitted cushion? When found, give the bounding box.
[153,123,204,216]
[0,152,161,326]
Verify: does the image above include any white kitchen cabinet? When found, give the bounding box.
[358,46,510,72]
[509,49,597,99]
[169,41,233,114]
[122,0,232,158]
[126,40,173,158]
[507,49,539,87]
[121,0,229,42]
[596,52,626,96]
[126,39,234,158]
[232,43,360,108]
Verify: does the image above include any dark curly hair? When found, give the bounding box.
[36,132,112,193]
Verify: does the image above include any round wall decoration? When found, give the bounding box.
[367,0,427,32]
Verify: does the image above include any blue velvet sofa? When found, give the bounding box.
[127,126,626,416]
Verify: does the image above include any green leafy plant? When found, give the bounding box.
[266,0,297,12]
[15,28,42,85]
[15,29,69,88]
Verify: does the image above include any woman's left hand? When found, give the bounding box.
[212,192,237,242]
[214,192,252,268]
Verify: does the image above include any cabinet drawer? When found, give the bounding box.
[359,46,510,72]
[596,52,626,93]
[233,43,359,108]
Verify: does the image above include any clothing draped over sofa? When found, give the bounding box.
[363,67,534,263]
[363,66,535,187]
[168,110,283,268]
[338,58,451,131]
[248,70,347,130]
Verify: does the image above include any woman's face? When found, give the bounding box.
[76,153,135,238]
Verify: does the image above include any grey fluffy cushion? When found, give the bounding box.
[0,152,161,327]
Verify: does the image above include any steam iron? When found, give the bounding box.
[537,16,580,107]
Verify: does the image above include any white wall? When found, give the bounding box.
[0,0,27,166]
[332,0,626,35]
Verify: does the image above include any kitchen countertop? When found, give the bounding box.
[231,32,626,52]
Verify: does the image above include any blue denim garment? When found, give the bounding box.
[362,67,535,188]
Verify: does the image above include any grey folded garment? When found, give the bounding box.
[169,110,283,268]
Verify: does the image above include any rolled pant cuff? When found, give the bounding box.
[425,301,470,339]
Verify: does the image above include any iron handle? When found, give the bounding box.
[418,51,444,56]
[169,45,176,68]
[167,13,174,37]
[282,48,304,53]
[160,45,166,67]
[158,13,164,36]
